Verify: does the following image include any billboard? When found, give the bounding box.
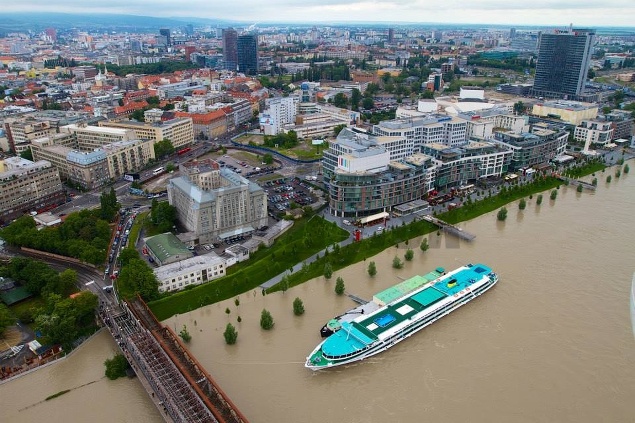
[124,173,140,182]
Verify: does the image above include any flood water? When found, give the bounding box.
[2,167,634,423]
[0,329,162,423]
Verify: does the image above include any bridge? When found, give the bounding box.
[103,296,249,423]
[423,215,476,241]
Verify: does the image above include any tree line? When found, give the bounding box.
[0,209,112,265]
[0,257,98,349]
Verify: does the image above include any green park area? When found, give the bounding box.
[148,215,349,320]
[234,133,326,161]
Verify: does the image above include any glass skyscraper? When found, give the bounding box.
[237,35,259,75]
[533,28,595,98]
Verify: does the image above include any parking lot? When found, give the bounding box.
[264,177,319,217]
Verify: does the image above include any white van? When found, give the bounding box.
[343,219,351,226]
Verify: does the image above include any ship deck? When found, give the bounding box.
[356,264,492,337]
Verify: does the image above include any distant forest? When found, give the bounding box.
[42,56,198,76]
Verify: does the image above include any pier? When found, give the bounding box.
[555,175,597,191]
[347,293,369,305]
[423,216,476,241]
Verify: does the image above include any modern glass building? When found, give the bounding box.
[222,28,238,71]
[533,28,595,98]
[237,34,259,75]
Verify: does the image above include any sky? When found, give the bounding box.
[3,0,635,27]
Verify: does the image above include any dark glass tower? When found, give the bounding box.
[237,34,259,75]
[533,28,595,98]
[222,28,238,71]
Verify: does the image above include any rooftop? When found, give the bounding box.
[154,254,225,281]
[144,232,193,264]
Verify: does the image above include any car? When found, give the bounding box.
[187,246,195,250]
[343,220,351,226]
[376,226,384,232]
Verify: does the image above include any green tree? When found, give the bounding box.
[332,93,349,108]
[362,97,374,110]
[519,198,527,210]
[550,190,558,200]
[117,258,160,301]
[591,178,598,186]
[576,184,584,193]
[0,304,14,337]
[513,101,526,115]
[350,88,361,110]
[323,262,333,279]
[367,261,377,277]
[179,325,192,343]
[293,297,305,316]
[99,187,119,222]
[420,238,429,252]
[606,175,612,183]
[19,147,33,161]
[260,309,274,330]
[392,256,403,269]
[118,247,140,267]
[153,138,175,159]
[536,194,543,205]
[333,124,347,136]
[224,323,238,344]
[262,153,273,165]
[150,200,177,233]
[404,249,414,261]
[497,207,508,221]
[335,277,345,295]
[104,353,129,380]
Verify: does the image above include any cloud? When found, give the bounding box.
[1,0,634,26]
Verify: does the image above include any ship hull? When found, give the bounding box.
[306,264,498,370]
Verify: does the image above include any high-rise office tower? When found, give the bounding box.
[159,28,171,46]
[237,34,259,75]
[388,28,395,43]
[223,28,238,71]
[533,28,595,98]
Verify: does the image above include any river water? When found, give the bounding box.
[2,167,634,423]
[0,329,162,423]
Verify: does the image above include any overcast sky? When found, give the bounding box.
[4,0,635,27]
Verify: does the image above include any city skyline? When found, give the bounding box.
[2,1,635,27]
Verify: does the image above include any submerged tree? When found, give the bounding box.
[224,323,238,344]
[367,261,377,277]
[260,309,274,330]
[404,249,414,261]
[335,277,345,295]
[497,207,508,221]
[293,297,305,316]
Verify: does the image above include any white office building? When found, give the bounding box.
[154,254,227,293]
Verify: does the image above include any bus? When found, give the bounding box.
[177,147,191,156]
[152,167,165,176]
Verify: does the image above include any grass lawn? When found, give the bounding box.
[148,216,349,320]
[234,135,323,161]
[9,296,46,329]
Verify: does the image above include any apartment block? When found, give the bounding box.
[30,128,155,190]
[494,125,568,171]
[373,115,468,150]
[420,141,513,189]
[0,157,64,225]
[3,117,57,154]
[99,117,194,149]
[167,159,267,244]
[323,128,435,217]
[260,97,299,135]
[574,120,614,147]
